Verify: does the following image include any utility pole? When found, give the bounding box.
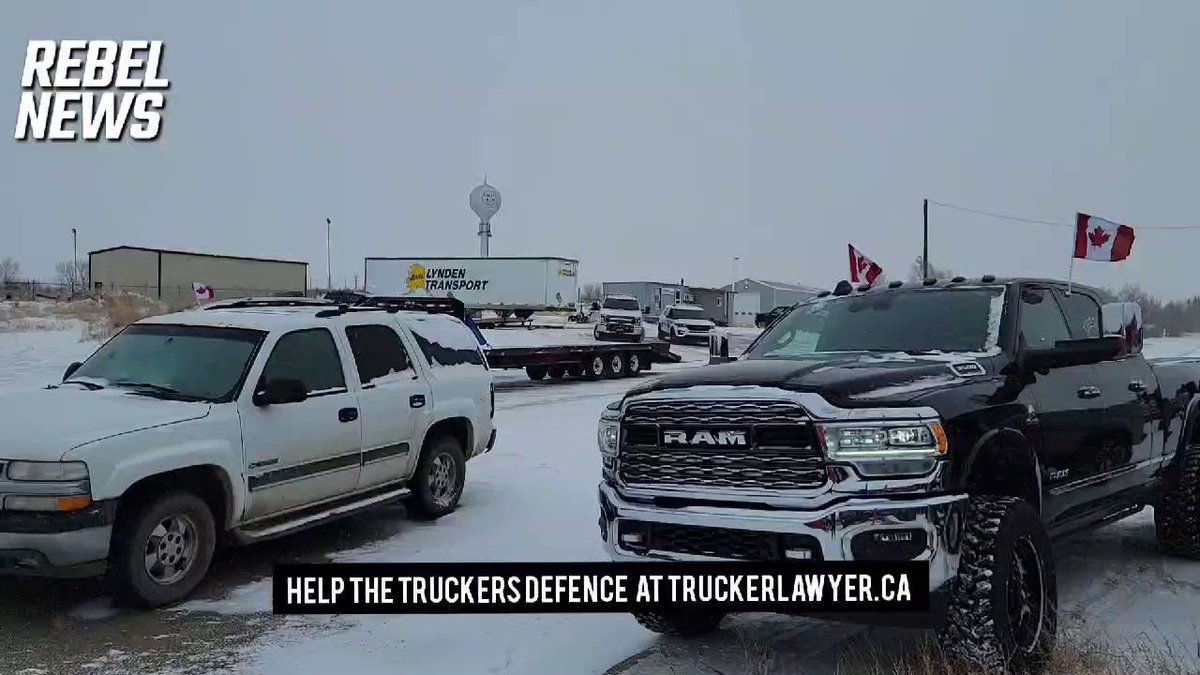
[71,228,78,295]
[325,218,332,291]
[922,199,929,279]
[731,256,740,325]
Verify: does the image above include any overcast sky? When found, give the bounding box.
[3,2,1199,298]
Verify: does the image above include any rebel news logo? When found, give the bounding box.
[14,40,168,142]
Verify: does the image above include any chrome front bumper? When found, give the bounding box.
[599,481,967,593]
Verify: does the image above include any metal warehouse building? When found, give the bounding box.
[601,281,733,325]
[88,246,309,307]
[721,278,823,325]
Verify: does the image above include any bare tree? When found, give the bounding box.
[0,258,19,285]
[908,255,955,282]
[55,259,89,291]
[581,282,604,302]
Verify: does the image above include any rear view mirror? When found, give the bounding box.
[253,378,308,406]
[1022,336,1123,372]
[63,362,82,381]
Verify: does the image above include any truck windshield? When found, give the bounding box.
[745,287,1006,358]
[70,324,266,402]
[671,307,708,320]
[603,297,640,311]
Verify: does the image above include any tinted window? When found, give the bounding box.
[1018,287,1071,351]
[346,324,411,385]
[603,297,640,311]
[407,316,486,368]
[1056,290,1101,339]
[671,307,709,320]
[747,287,1005,358]
[260,329,346,393]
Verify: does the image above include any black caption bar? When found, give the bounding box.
[273,561,928,614]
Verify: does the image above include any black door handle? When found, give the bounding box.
[1077,386,1102,399]
[410,395,426,409]
[1129,380,1146,393]
[338,407,358,423]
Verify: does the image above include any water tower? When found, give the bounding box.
[470,179,502,257]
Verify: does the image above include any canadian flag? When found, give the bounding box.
[848,244,884,285]
[193,282,215,304]
[1073,213,1135,262]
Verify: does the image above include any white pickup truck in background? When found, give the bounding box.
[593,294,646,342]
[0,298,496,607]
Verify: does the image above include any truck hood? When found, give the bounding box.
[601,309,642,321]
[0,386,212,460]
[625,353,989,407]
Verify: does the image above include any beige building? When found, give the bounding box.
[88,246,309,307]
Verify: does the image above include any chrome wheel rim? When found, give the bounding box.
[591,356,604,374]
[429,453,458,507]
[144,513,199,586]
[1007,534,1046,653]
[610,355,623,373]
[628,354,640,372]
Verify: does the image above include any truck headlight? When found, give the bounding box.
[597,407,621,457]
[818,422,948,475]
[7,460,89,482]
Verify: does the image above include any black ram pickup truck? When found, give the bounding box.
[595,276,1200,673]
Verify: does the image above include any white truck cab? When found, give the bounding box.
[594,294,645,343]
[0,298,495,607]
[656,303,716,343]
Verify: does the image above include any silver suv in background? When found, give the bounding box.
[656,303,716,343]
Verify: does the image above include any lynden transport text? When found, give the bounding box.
[14,39,169,142]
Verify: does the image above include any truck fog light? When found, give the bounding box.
[784,548,813,560]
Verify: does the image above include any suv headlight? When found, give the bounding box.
[7,460,89,482]
[597,407,621,457]
[818,421,948,476]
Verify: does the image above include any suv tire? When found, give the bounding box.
[109,490,217,608]
[938,496,1056,674]
[407,435,467,520]
[633,610,724,637]
[1156,442,1200,558]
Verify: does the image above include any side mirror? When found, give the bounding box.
[1022,336,1123,371]
[708,331,736,365]
[62,362,82,381]
[253,378,308,406]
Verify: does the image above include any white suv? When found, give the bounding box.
[656,303,716,343]
[0,298,495,607]
[593,294,645,342]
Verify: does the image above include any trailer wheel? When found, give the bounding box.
[525,366,547,381]
[547,365,566,379]
[627,352,643,376]
[584,354,606,379]
[605,353,625,379]
[567,364,585,378]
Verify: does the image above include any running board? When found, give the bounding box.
[231,485,411,545]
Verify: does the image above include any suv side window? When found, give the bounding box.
[260,328,346,394]
[1018,286,1071,351]
[1056,290,1101,339]
[345,324,411,385]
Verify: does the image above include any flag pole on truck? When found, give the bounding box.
[470,178,501,258]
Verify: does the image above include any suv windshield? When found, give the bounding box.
[71,324,266,401]
[670,307,708,321]
[603,297,640,311]
[745,287,1006,359]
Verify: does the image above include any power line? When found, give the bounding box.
[928,199,1200,230]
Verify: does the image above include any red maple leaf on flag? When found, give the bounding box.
[1088,226,1110,248]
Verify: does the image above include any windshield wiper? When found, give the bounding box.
[62,379,105,390]
[112,381,207,402]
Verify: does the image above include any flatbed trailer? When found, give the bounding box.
[353,294,681,381]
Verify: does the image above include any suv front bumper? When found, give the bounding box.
[598,482,967,594]
[0,501,115,578]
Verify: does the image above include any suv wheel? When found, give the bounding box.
[407,435,467,519]
[1156,442,1200,557]
[109,491,217,608]
[937,496,1056,674]
[633,610,724,637]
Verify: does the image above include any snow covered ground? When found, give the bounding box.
[3,317,1200,674]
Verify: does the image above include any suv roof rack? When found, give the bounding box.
[203,297,334,310]
[312,295,468,321]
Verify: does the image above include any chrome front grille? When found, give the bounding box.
[619,399,825,490]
